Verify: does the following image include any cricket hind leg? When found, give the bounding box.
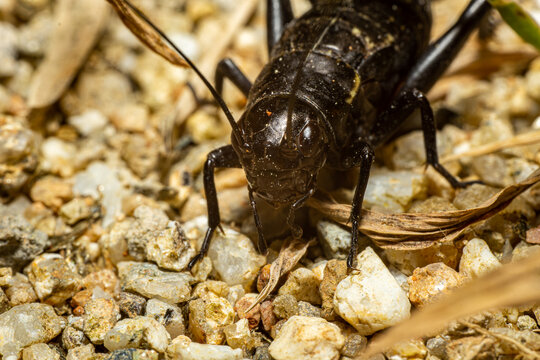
[215,58,252,97]
[188,145,242,269]
[267,0,294,54]
[402,0,492,94]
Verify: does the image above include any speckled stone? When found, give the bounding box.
[0,214,49,270]
[189,295,235,345]
[117,292,146,318]
[145,298,185,338]
[278,267,322,305]
[223,318,262,350]
[0,303,65,359]
[269,316,345,360]
[83,298,120,345]
[145,222,195,272]
[104,316,171,353]
[407,262,463,307]
[117,262,193,304]
[4,272,37,305]
[25,253,82,306]
[166,335,244,360]
[22,343,60,360]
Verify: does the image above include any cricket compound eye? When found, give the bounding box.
[297,122,322,157]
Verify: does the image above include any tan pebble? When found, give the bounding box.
[407,262,463,308]
[234,294,261,329]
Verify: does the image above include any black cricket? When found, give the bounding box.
[124,0,492,269]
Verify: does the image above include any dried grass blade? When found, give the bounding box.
[106,0,188,67]
[307,168,540,249]
[363,250,540,358]
[246,238,314,312]
[441,130,540,163]
[28,0,109,108]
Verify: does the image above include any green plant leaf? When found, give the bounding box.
[488,0,540,50]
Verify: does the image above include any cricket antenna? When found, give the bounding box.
[122,0,245,146]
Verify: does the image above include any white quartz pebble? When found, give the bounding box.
[333,247,411,335]
[166,335,243,360]
[268,315,345,360]
[459,238,501,279]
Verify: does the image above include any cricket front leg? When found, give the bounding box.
[344,142,374,269]
[188,145,241,269]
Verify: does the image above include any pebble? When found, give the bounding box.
[297,301,322,317]
[268,316,345,360]
[0,116,38,201]
[74,162,127,228]
[0,288,9,313]
[105,349,159,360]
[83,298,120,345]
[104,316,171,353]
[260,300,277,331]
[278,267,322,305]
[407,262,463,308]
[184,216,266,290]
[62,326,89,350]
[166,335,244,360]
[272,294,299,319]
[117,291,146,318]
[145,298,185,338]
[385,339,428,360]
[189,296,235,345]
[319,259,347,320]
[68,109,108,137]
[333,247,411,335]
[0,303,65,359]
[192,280,230,299]
[120,132,162,178]
[59,197,94,225]
[16,12,52,57]
[385,243,459,276]
[127,205,170,261]
[0,214,49,270]
[316,220,354,260]
[30,175,73,210]
[516,315,538,330]
[235,294,261,329]
[364,169,427,213]
[25,253,82,305]
[145,222,195,271]
[223,318,262,350]
[83,269,119,295]
[0,23,18,78]
[117,262,193,304]
[22,343,60,360]
[341,333,367,358]
[459,238,501,279]
[109,103,149,133]
[40,138,78,178]
[66,344,96,360]
[4,272,37,305]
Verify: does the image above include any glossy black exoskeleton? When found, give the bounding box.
[119,0,492,269]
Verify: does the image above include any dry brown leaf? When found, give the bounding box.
[106,0,188,68]
[27,0,109,109]
[246,238,315,312]
[362,249,540,358]
[307,168,540,249]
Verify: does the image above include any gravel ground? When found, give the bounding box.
[1,0,540,359]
